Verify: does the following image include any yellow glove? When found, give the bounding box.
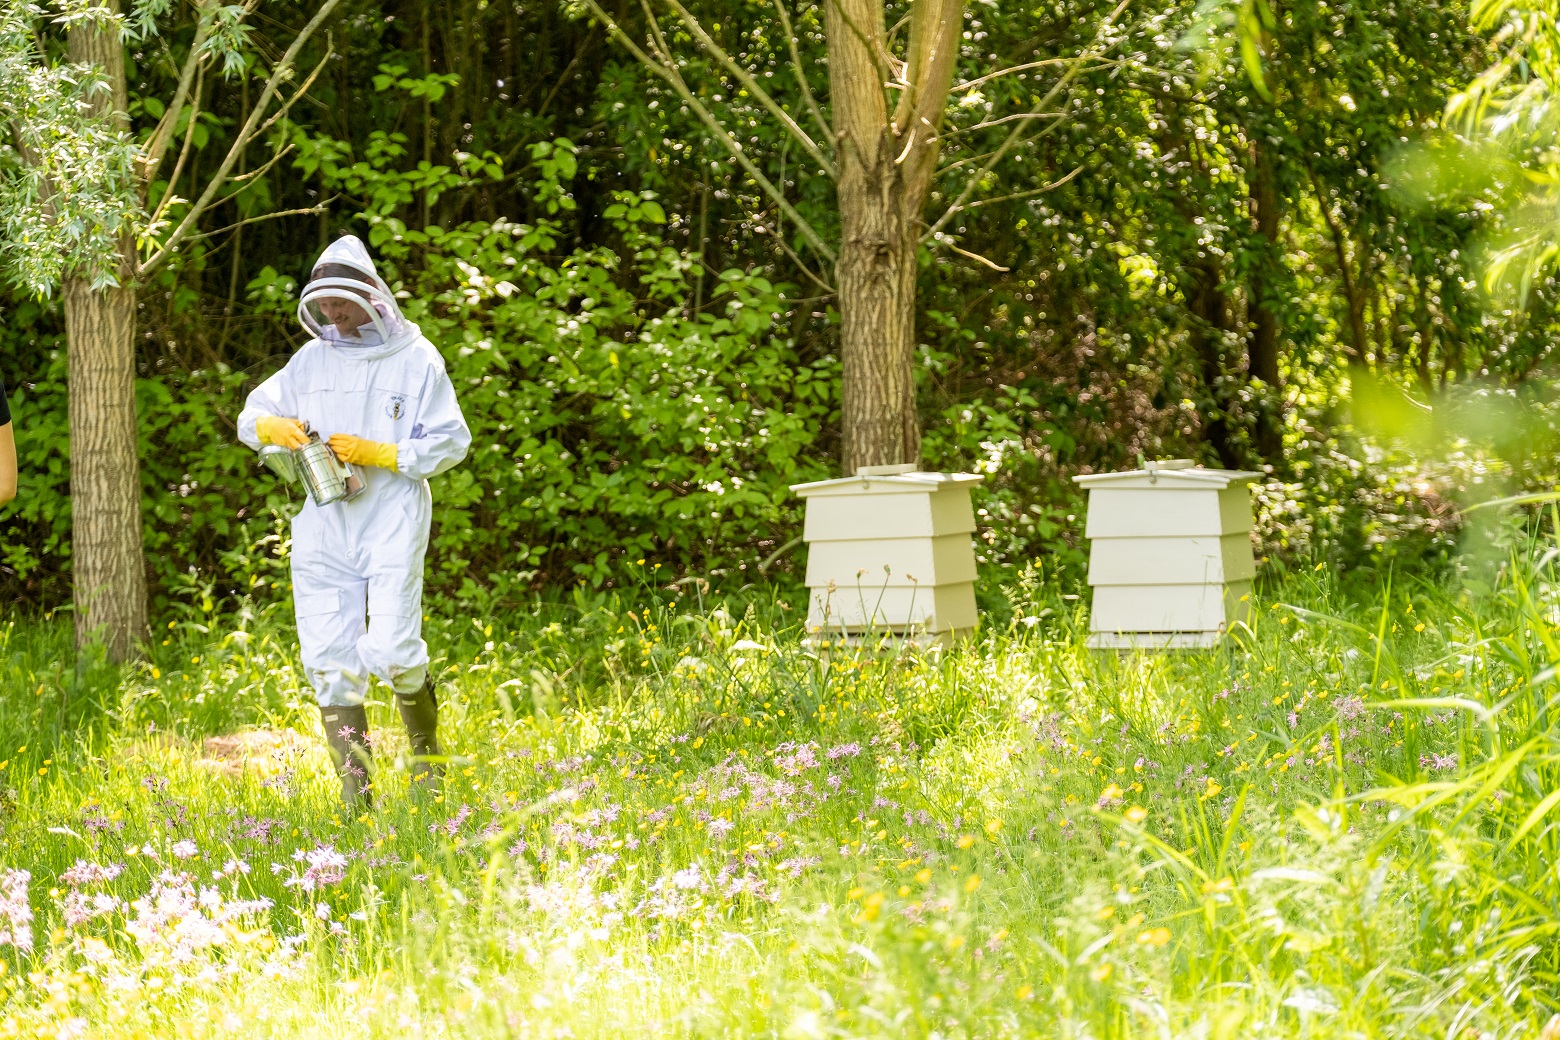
[328,434,399,471]
[256,415,308,450]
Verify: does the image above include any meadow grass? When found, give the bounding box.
[1,558,1559,1038]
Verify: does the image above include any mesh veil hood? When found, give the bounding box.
[297,236,412,358]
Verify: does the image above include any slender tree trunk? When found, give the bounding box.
[1412,277,1435,398]
[1312,173,1373,386]
[64,1,148,661]
[1188,259,1241,470]
[1247,138,1283,467]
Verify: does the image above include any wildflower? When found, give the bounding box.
[1335,695,1366,722]
[776,745,820,775]
[172,840,199,860]
[1097,783,1124,808]
[440,803,474,837]
[1419,752,1459,773]
[671,867,704,891]
[286,844,348,892]
[1136,927,1172,947]
[1200,780,1223,801]
[61,860,124,887]
[1124,806,1148,824]
[964,875,982,893]
[776,856,819,878]
[825,743,862,760]
[59,890,122,928]
[0,870,32,952]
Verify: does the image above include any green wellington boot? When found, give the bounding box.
[396,679,443,784]
[319,704,374,809]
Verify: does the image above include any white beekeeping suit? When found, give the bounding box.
[238,235,470,805]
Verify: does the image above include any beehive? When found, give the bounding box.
[791,465,984,643]
[1073,460,1261,648]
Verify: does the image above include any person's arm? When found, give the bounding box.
[0,379,13,504]
[395,361,471,480]
[0,423,14,505]
[237,363,301,451]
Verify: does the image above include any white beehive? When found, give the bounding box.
[791,465,984,643]
[1074,460,1260,648]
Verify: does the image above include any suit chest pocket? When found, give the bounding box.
[295,370,340,432]
[369,384,421,440]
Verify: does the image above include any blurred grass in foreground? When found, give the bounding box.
[1,554,1560,1037]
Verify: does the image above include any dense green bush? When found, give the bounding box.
[1,146,838,607]
[3,130,1543,614]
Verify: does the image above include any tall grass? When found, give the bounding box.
[1,557,1559,1037]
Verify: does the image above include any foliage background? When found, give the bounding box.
[0,0,1555,611]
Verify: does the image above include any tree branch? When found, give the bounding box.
[942,109,1063,138]
[147,61,204,230]
[824,0,896,118]
[931,233,1009,271]
[139,0,345,278]
[956,164,1082,209]
[659,0,835,179]
[183,202,332,243]
[953,57,1073,94]
[921,0,1130,245]
[139,0,212,188]
[225,142,294,185]
[892,0,965,211]
[252,46,332,140]
[756,220,836,294]
[584,0,836,262]
[770,0,833,149]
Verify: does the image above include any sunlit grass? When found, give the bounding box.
[2,560,1559,1037]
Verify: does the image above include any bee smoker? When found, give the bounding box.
[258,424,365,507]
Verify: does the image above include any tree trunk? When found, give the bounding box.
[1247,138,1283,468]
[1188,259,1242,470]
[835,171,920,475]
[824,0,962,474]
[1412,277,1435,398]
[65,1,148,661]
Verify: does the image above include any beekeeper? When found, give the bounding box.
[237,235,471,808]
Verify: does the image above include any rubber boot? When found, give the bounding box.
[319,704,374,810]
[397,678,443,784]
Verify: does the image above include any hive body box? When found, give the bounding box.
[791,466,984,644]
[1074,461,1261,649]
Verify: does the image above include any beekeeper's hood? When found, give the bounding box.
[297,235,410,357]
